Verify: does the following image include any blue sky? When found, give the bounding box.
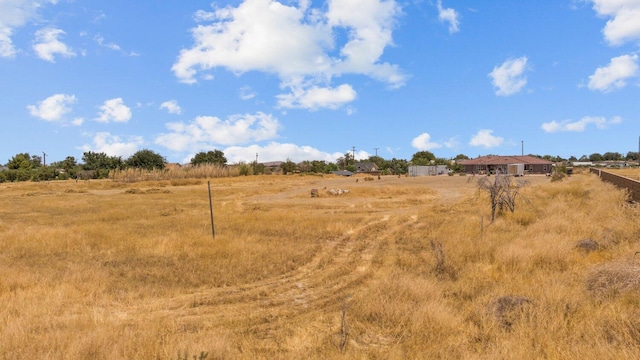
[1,0,639,165]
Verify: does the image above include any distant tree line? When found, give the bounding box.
[1,148,638,183]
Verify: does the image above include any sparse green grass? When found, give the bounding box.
[0,174,639,358]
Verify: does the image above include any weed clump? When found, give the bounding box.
[430,240,458,281]
[575,239,599,253]
[586,260,640,298]
[488,295,532,330]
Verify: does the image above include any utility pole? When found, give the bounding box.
[42,151,47,181]
[352,146,356,162]
[374,147,379,157]
[521,141,524,156]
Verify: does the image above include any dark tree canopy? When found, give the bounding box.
[126,149,166,170]
[191,150,227,166]
[626,151,639,161]
[410,151,436,166]
[281,158,297,175]
[82,151,124,171]
[7,153,38,170]
[588,153,603,162]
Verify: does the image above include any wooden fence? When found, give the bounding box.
[590,168,640,202]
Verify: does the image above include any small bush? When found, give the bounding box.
[586,261,640,298]
[575,239,599,252]
[550,172,566,182]
[488,295,532,330]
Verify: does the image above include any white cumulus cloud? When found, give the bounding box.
[277,84,357,110]
[469,129,504,148]
[436,0,460,34]
[172,0,405,110]
[0,0,59,58]
[488,56,529,96]
[96,98,132,123]
[155,112,281,152]
[32,28,76,62]
[591,0,640,46]
[160,100,182,115]
[0,26,16,58]
[223,142,343,163]
[79,132,144,158]
[27,93,77,123]
[588,54,638,92]
[411,132,442,150]
[541,116,622,133]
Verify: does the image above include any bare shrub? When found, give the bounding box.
[476,175,529,221]
[487,295,532,330]
[586,261,640,298]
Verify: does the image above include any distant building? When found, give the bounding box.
[354,161,379,174]
[408,165,449,176]
[571,161,593,167]
[457,155,553,175]
[332,170,354,176]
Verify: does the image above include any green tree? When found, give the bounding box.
[7,153,37,170]
[190,150,227,166]
[625,151,639,161]
[410,151,436,166]
[602,152,622,161]
[82,152,123,171]
[4,153,40,182]
[50,156,79,179]
[298,160,331,174]
[388,158,409,175]
[336,152,355,170]
[454,154,469,160]
[310,160,332,173]
[367,155,387,171]
[126,149,166,170]
[588,153,603,162]
[281,159,297,175]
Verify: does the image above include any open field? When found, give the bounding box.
[1,173,640,359]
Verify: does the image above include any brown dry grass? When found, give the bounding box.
[1,173,640,359]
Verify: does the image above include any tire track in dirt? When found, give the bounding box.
[118,213,397,335]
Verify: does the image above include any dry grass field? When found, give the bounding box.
[1,172,640,359]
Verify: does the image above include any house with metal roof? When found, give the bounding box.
[457,155,553,175]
